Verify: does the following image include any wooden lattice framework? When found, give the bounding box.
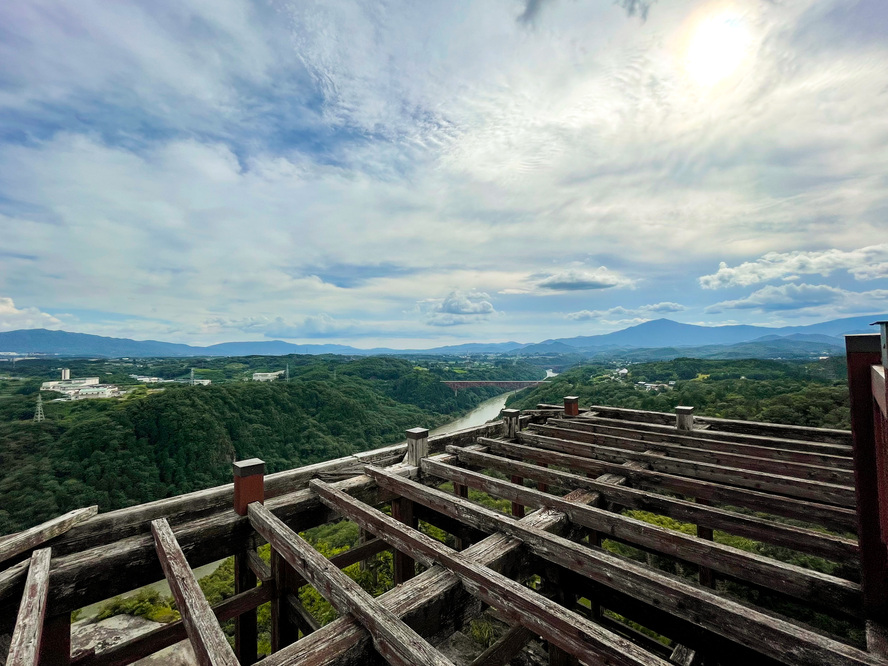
[2,335,888,665]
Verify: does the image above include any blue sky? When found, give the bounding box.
[0,0,886,347]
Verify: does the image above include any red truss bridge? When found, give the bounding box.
[441,380,549,394]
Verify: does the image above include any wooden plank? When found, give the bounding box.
[587,405,853,446]
[516,431,856,507]
[247,549,272,583]
[418,459,861,616]
[469,624,535,666]
[255,486,601,666]
[0,507,97,567]
[533,423,854,482]
[150,518,238,666]
[572,414,853,458]
[478,438,858,534]
[249,502,457,666]
[545,418,854,469]
[308,478,669,666]
[358,466,879,666]
[286,592,320,634]
[72,584,272,666]
[7,548,51,666]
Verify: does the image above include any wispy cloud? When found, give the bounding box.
[705,283,888,315]
[700,245,888,289]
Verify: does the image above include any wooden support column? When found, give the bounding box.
[503,409,527,517]
[696,498,715,589]
[676,406,694,432]
[564,396,579,418]
[847,332,888,656]
[394,427,427,584]
[542,569,579,666]
[8,548,51,666]
[233,458,264,664]
[453,482,470,550]
[38,612,70,666]
[271,549,300,651]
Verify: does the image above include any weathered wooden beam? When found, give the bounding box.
[545,418,853,469]
[449,446,859,563]
[0,508,97,569]
[255,485,599,666]
[285,592,320,635]
[529,424,854,485]
[249,502,457,666]
[7,549,51,666]
[516,431,856,507]
[308,478,669,666]
[247,549,272,583]
[469,624,536,666]
[149,518,238,666]
[479,438,857,533]
[362,465,879,666]
[587,405,852,446]
[71,585,272,666]
[418,459,861,616]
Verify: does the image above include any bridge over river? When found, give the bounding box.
[440,380,548,394]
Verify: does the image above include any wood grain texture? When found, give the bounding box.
[7,548,52,666]
[308,478,670,666]
[361,465,878,666]
[150,518,238,666]
[249,502,456,666]
[0,507,97,568]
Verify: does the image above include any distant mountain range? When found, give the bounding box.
[0,314,882,359]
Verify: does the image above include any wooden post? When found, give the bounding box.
[394,428,426,584]
[406,427,429,468]
[696,499,715,589]
[233,459,264,663]
[39,612,71,666]
[676,406,694,432]
[502,409,520,440]
[504,409,526,517]
[563,396,579,418]
[847,332,888,655]
[233,458,265,517]
[453,482,470,550]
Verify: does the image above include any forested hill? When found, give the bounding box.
[507,357,851,429]
[0,356,544,534]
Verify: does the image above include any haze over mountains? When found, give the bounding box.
[0,315,881,359]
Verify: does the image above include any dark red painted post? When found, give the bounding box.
[563,396,579,418]
[233,458,264,662]
[845,333,888,655]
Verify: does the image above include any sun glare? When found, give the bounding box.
[685,11,750,86]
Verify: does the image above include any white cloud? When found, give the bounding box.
[700,244,888,289]
[0,297,62,330]
[531,268,636,293]
[421,290,497,327]
[705,283,888,314]
[565,302,685,321]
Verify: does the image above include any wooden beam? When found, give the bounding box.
[469,624,536,666]
[544,419,853,470]
[71,585,272,666]
[308,478,669,666]
[530,424,854,485]
[248,502,457,666]
[285,592,320,635]
[362,465,879,666]
[7,548,51,666]
[253,486,600,666]
[516,431,856,507]
[479,438,857,533]
[150,518,238,666]
[418,459,861,616]
[586,405,852,446]
[0,508,97,568]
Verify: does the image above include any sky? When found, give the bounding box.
[0,0,887,348]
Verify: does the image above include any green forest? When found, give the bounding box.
[0,355,544,534]
[507,356,851,429]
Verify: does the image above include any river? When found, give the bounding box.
[79,374,557,618]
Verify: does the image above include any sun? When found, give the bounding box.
[684,11,751,86]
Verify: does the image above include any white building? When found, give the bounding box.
[61,368,70,380]
[252,371,284,382]
[41,377,100,391]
